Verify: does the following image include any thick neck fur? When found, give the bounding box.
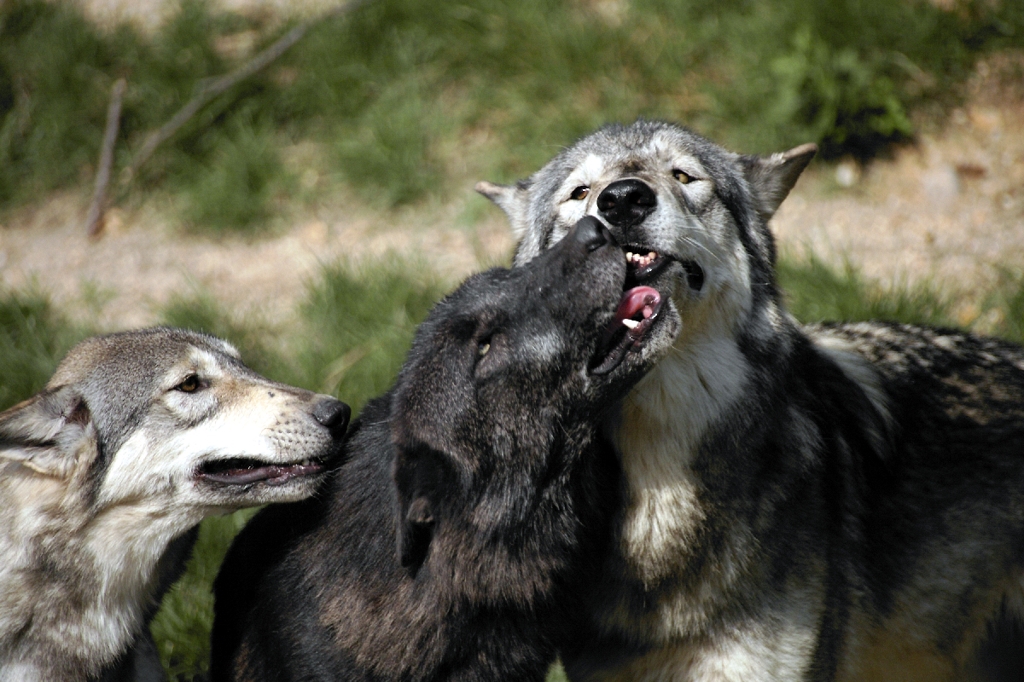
[604,295,802,640]
[433,424,615,610]
[600,293,890,648]
[614,336,745,574]
[0,468,196,680]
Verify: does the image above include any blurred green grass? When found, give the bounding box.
[2,0,1023,231]
[0,287,89,411]
[3,257,1024,679]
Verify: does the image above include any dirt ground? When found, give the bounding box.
[0,41,1021,331]
[772,53,1024,314]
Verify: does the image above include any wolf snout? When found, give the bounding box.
[312,397,351,437]
[572,215,615,252]
[597,178,656,228]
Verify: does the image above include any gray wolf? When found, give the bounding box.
[477,119,1024,681]
[0,327,350,682]
[209,216,679,681]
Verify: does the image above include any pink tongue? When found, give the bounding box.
[613,286,661,325]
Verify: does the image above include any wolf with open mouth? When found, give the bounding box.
[478,120,1024,681]
[210,217,678,681]
[0,327,349,681]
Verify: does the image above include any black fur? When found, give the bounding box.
[211,218,671,681]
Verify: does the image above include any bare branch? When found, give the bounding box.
[126,0,372,181]
[85,77,127,238]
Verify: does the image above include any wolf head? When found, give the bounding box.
[478,120,815,353]
[0,328,350,519]
[389,217,676,571]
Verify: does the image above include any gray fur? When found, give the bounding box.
[0,328,349,681]
[479,120,1024,681]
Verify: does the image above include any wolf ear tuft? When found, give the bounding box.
[393,447,447,572]
[475,179,532,239]
[0,386,94,478]
[740,143,817,223]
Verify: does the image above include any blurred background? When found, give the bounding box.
[1,0,1023,678]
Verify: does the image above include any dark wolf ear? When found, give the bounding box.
[393,447,448,572]
[0,386,93,479]
[475,179,533,239]
[740,143,817,223]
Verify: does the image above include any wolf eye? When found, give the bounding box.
[569,186,590,201]
[672,169,693,184]
[478,341,491,357]
[175,374,201,393]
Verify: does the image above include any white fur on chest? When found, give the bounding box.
[615,332,749,580]
[0,461,196,679]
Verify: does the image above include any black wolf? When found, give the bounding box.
[210,217,678,681]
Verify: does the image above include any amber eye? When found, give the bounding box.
[569,186,590,200]
[672,169,692,184]
[176,374,201,393]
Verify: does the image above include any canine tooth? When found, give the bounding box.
[648,252,657,259]
[626,252,634,260]
[622,319,640,329]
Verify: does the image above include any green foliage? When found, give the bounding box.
[332,75,447,207]
[179,111,287,234]
[6,0,1021,223]
[765,26,914,158]
[778,254,952,326]
[0,288,89,410]
[983,269,1024,345]
[295,258,449,411]
[160,289,293,381]
[150,510,256,681]
[676,0,970,156]
[547,661,569,682]
[0,0,280,229]
[0,0,112,205]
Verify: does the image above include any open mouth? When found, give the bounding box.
[624,247,673,285]
[625,247,704,291]
[590,243,702,375]
[198,456,331,486]
[591,285,663,375]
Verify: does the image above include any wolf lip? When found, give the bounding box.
[591,286,663,375]
[198,456,330,486]
[625,247,672,284]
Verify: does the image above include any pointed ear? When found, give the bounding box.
[475,179,533,239]
[392,447,446,572]
[0,386,93,478]
[740,143,817,223]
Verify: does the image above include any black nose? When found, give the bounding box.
[597,179,657,228]
[313,398,351,436]
[571,216,613,252]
